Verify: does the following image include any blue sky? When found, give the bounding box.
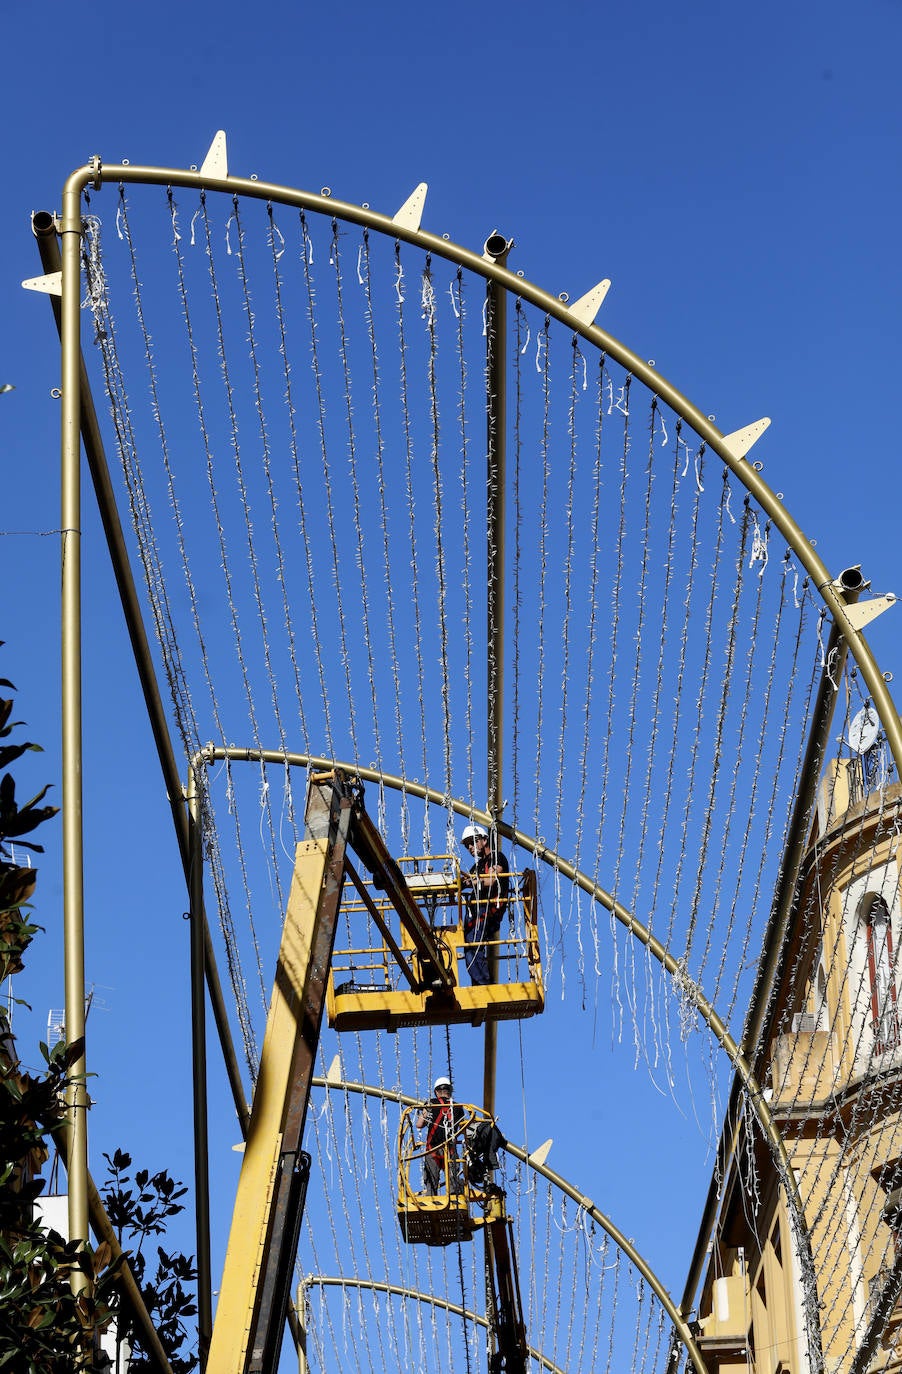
[2,1,901,1369]
[5,0,901,636]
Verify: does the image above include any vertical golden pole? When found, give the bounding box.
[485,232,509,836]
[32,213,252,1147]
[483,232,510,1120]
[60,170,90,1280]
[186,765,213,1365]
[295,1285,308,1374]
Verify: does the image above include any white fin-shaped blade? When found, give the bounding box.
[200,130,228,180]
[393,183,427,232]
[721,417,771,460]
[568,280,611,325]
[22,272,62,296]
[843,593,897,632]
[325,1054,342,1085]
[528,1138,553,1168]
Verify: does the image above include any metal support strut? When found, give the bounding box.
[483,230,511,1122]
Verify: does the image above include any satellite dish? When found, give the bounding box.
[848,706,880,755]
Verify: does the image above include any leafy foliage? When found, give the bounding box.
[0,659,113,1370]
[100,1151,197,1373]
[0,669,56,983]
[0,1033,118,1374]
[0,650,197,1371]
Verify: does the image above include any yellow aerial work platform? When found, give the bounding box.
[396,1101,495,1246]
[397,1101,530,1372]
[326,860,544,1031]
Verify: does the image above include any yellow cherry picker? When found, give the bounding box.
[205,767,543,1374]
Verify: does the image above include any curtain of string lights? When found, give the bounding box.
[71,175,902,1374]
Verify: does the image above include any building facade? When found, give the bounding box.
[696,760,902,1374]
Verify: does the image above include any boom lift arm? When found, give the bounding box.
[206,771,351,1374]
[483,1191,528,1374]
[346,794,457,994]
[207,769,469,1374]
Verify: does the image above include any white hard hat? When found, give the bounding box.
[461,823,488,844]
[433,1076,452,1092]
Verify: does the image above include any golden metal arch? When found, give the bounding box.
[186,745,830,1368]
[307,1073,708,1374]
[58,151,902,784]
[49,155,902,1367]
[189,743,810,1154]
[299,1275,566,1374]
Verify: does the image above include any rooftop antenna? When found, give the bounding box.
[46,1007,66,1050]
[848,704,885,796]
[47,987,97,1052]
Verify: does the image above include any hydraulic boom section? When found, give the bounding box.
[343,792,457,996]
[484,1191,528,1374]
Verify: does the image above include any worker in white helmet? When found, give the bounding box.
[459,824,510,986]
[416,1076,464,1193]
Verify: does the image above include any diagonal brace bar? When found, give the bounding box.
[344,782,455,992]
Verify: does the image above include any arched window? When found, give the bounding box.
[864,896,900,1055]
[815,961,829,1030]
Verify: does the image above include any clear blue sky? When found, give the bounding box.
[2,1,901,1367]
[5,0,900,644]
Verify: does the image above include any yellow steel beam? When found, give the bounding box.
[206,835,334,1374]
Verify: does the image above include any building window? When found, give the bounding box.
[864,896,900,1055]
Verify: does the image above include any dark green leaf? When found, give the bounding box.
[0,743,41,771]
